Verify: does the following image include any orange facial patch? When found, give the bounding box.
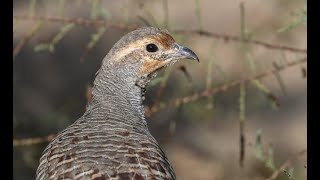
[138,33,175,75]
[139,58,167,75]
[149,33,175,50]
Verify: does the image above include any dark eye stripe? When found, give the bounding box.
[146,44,158,52]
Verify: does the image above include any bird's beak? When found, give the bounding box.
[171,43,199,62]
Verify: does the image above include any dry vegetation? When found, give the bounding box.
[13,0,306,179]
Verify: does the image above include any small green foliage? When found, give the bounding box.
[87,5,111,50]
[52,23,75,45]
[253,130,279,172]
[48,44,55,53]
[254,129,265,161]
[100,8,112,20]
[34,23,75,53]
[80,26,107,62]
[239,9,280,112]
[240,2,246,41]
[90,0,100,20]
[251,80,279,110]
[194,0,203,31]
[239,83,246,122]
[88,27,107,49]
[273,61,287,95]
[149,77,164,87]
[80,6,111,62]
[58,0,65,16]
[121,7,129,24]
[162,0,169,29]
[285,166,295,180]
[266,143,276,171]
[251,80,269,95]
[29,0,37,17]
[34,43,51,52]
[13,1,307,180]
[278,5,306,32]
[246,53,256,72]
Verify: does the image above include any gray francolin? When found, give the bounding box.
[36,27,199,180]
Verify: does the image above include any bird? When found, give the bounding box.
[36,27,199,180]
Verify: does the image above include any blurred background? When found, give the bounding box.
[13,0,307,179]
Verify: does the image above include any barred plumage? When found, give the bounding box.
[36,27,198,180]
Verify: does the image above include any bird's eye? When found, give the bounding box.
[146,43,158,52]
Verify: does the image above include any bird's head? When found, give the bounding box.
[96,27,199,91]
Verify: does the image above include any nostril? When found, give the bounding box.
[173,44,180,50]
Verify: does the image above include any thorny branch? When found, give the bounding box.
[13,15,307,54]
[13,21,44,60]
[145,57,307,117]
[13,15,139,30]
[266,149,307,180]
[13,134,56,146]
[13,57,307,146]
[174,29,307,54]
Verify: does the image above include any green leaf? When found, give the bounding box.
[287,166,295,179]
[58,0,65,16]
[100,8,112,20]
[121,7,129,23]
[251,80,279,110]
[29,0,37,17]
[273,61,287,95]
[34,43,50,52]
[278,6,307,32]
[284,166,295,180]
[52,23,75,45]
[149,77,164,87]
[87,27,107,49]
[278,16,306,32]
[49,44,55,53]
[194,0,203,31]
[239,83,246,122]
[254,129,265,161]
[90,0,100,20]
[266,143,276,170]
[246,52,256,72]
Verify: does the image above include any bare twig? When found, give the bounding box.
[13,134,56,146]
[266,149,307,180]
[13,15,307,54]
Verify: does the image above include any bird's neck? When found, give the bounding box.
[86,63,148,129]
